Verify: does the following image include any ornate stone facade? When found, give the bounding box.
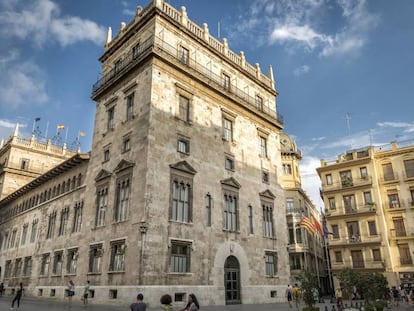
[0,0,291,307]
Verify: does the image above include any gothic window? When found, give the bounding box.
[89,244,103,273]
[170,240,191,273]
[53,251,63,274]
[109,240,126,272]
[58,207,69,236]
[96,187,108,227]
[72,201,83,233]
[46,211,57,239]
[115,176,131,222]
[67,248,78,274]
[265,252,277,276]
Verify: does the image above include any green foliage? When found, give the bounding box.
[364,303,375,311]
[302,307,319,311]
[296,270,319,307]
[336,268,388,303]
[373,300,387,311]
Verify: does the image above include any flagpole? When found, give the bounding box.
[32,119,36,133]
[65,127,69,144]
[313,235,320,287]
[45,122,49,140]
[324,235,334,295]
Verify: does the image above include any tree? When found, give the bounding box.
[296,270,319,308]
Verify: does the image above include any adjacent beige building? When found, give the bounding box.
[0,0,292,306]
[317,140,414,289]
[280,133,329,293]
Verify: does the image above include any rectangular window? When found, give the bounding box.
[177,139,189,154]
[30,219,38,243]
[343,194,356,213]
[265,252,277,276]
[286,198,294,214]
[58,207,69,236]
[222,73,230,90]
[382,163,394,181]
[23,256,32,277]
[67,249,78,274]
[364,191,373,205]
[398,244,412,265]
[179,46,189,64]
[171,180,191,223]
[115,177,130,222]
[340,170,353,187]
[328,197,336,210]
[347,221,360,241]
[388,193,400,208]
[248,205,254,234]
[10,228,17,248]
[225,155,235,171]
[334,251,343,263]
[291,254,301,270]
[223,193,238,231]
[372,249,382,261]
[89,244,103,273]
[205,194,212,227]
[96,187,108,227]
[223,118,233,141]
[53,251,63,274]
[72,201,83,233]
[288,227,294,244]
[122,137,131,152]
[326,174,333,185]
[295,227,302,243]
[262,202,274,238]
[259,136,267,157]
[110,241,126,272]
[178,95,190,122]
[41,253,50,275]
[103,149,110,162]
[360,167,368,178]
[393,217,406,237]
[14,258,22,277]
[262,170,269,183]
[404,159,414,178]
[132,43,140,59]
[256,95,263,111]
[351,250,364,268]
[283,164,292,175]
[46,211,56,239]
[332,225,339,238]
[170,240,191,273]
[126,93,134,121]
[107,107,115,131]
[21,158,29,170]
[368,221,377,235]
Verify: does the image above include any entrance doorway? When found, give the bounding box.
[224,255,241,304]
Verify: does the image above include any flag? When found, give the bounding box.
[35,117,41,122]
[323,217,333,236]
[57,124,65,130]
[311,214,323,236]
[300,216,316,235]
[79,131,86,137]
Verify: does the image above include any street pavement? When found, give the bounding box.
[0,296,413,311]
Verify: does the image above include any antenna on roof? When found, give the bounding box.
[218,21,220,39]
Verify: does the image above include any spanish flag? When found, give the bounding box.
[300,216,316,235]
[311,214,323,236]
[57,124,65,130]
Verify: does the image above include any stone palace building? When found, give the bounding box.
[0,0,298,306]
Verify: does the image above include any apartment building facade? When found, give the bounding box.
[0,0,290,306]
[317,140,414,288]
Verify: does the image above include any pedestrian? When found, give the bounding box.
[10,282,23,310]
[160,294,173,311]
[130,293,146,311]
[179,293,199,311]
[67,279,75,304]
[292,283,301,310]
[286,284,293,307]
[82,280,90,305]
[0,282,4,297]
[335,287,343,310]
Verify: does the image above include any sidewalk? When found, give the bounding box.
[0,296,413,311]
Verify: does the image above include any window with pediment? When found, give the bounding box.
[221,177,241,232]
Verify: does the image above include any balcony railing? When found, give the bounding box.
[400,257,413,265]
[325,204,376,218]
[92,36,283,124]
[380,172,399,183]
[389,228,411,238]
[329,234,382,246]
[321,176,372,193]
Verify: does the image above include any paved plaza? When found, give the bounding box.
[0,295,413,311]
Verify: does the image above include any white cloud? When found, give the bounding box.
[300,155,324,208]
[0,0,106,47]
[234,0,379,57]
[0,61,48,109]
[293,64,310,76]
[311,136,326,141]
[121,1,136,17]
[0,119,17,129]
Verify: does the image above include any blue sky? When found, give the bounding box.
[0,0,413,207]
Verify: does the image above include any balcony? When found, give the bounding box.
[325,204,376,219]
[92,36,283,125]
[389,229,414,240]
[400,257,413,266]
[329,234,382,247]
[321,175,372,193]
[331,259,385,271]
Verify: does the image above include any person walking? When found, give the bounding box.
[82,280,90,305]
[130,293,146,311]
[179,293,199,311]
[0,282,4,297]
[10,282,23,310]
[286,284,293,308]
[67,279,75,305]
[335,287,343,310]
[292,283,301,310]
[160,294,174,311]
